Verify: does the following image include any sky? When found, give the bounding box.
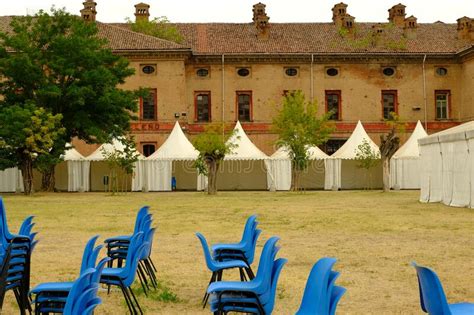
[1,0,473,24]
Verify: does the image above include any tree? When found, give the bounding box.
[355,139,381,190]
[0,105,65,195]
[126,17,183,43]
[272,91,334,191]
[380,112,404,192]
[193,124,237,195]
[0,8,141,191]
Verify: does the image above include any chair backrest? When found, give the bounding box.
[263,257,287,314]
[329,285,347,315]
[0,197,14,242]
[63,269,95,315]
[82,297,101,315]
[132,206,150,235]
[296,257,338,315]
[412,262,452,315]
[141,228,155,259]
[71,286,98,315]
[252,237,280,294]
[240,215,258,245]
[122,232,144,271]
[123,242,149,287]
[245,229,262,265]
[196,232,215,271]
[91,257,111,284]
[79,235,99,275]
[18,216,34,236]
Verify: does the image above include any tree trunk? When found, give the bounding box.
[207,159,219,195]
[21,157,34,195]
[291,167,300,191]
[382,157,390,192]
[41,164,56,192]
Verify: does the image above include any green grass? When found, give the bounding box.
[1,191,473,314]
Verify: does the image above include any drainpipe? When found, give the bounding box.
[221,54,225,138]
[310,54,314,101]
[422,54,428,131]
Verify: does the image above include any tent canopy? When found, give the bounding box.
[225,121,268,160]
[271,146,329,160]
[419,121,474,146]
[392,120,427,159]
[331,120,380,159]
[86,138,142,161]
[63,145,85,161]
[147,121,199,160]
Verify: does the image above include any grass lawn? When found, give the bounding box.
[1,191,473,314]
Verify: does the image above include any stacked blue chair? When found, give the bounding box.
[412,262,474,315]
[100,231,149,315]
[212,215,260,279]
[0,197,37,314]
[295,257,346,315]
[207,236,286,315]
[196,232,252,308]
[29,235,103,312]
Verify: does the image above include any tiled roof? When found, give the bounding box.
[0,16,189,52]
[169,22,473,55]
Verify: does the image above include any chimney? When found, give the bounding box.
[371,23,385,46]
[135,2,150,23]
[332,2,348,28]
[403,15,417,39]
[341,14,355,37]
[80,0,97,22]
[253,3,270,40]
[388,3,406,27]
[457,17,474,41]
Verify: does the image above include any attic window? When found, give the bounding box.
[285,67,298,77]
[326,67,339,77]
[237,68,250,77]
[142,65,156,75]
[436,67,448,76]
[196,68,209,77]
[382,67,395,76]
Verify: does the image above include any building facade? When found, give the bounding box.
[3,1,474,156]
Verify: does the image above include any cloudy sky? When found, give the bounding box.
[1,0,472,24]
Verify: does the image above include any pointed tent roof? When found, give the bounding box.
[271,146,329,160]
[392,121,427,159]
[147,121,199,160]
[331,120,380,159]
[86,138,143,161]
[225,121,269,160]
[63,144,85,161]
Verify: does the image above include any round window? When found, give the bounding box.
[382,67,395,76]
[436,67,448,76]
[237,68,250,77]
[285,68,298,76]
[326,68,339,76]
[196,68,209,77]
[142,65,155,74]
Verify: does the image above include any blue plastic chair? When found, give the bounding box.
[100,232,148,315]
[212,215,258,258]
[295,257,346,315]
[104,206,149,246]
[412,262,474,315]
[207,237,280,314]
[137,227,157,295]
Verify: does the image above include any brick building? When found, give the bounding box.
[2,1,474,157]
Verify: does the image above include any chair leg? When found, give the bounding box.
[136,265,148,296]
[148,257,157,272]
[144,260,157,289]
[202,272,216,308]
[118,282,135,315]
[245,267,255,280]
[128,286,144,315]
[138,263,150,291]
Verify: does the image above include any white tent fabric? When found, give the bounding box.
[86,139,142,192]
[225,121,269,161]
[145,121,202,191]
[419,121,474,207]
[469,130,474,209]
[63,146,90,192]
[325,121,381,190]
[0,168,23,192]
[390,121,428,189]
[267,146,329,191]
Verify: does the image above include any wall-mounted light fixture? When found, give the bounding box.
[412,106,421,111]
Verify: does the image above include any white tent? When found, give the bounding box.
[86,139,142,192]
[268,146,328,191]
[219,121,270,190]
[144,121,205,191]
[419,120,474,208]
[56,146,90,192]
[325,121,382,190]
[390,121,428,190]
[0,168,23,193]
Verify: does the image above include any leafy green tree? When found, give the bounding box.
[355,139,381,189]
[126,17,183,43]
[0,105,65,195]
[272,91,334,191]
[380,112,404,191]
[0,8,141,191]
[193,124,236,195]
